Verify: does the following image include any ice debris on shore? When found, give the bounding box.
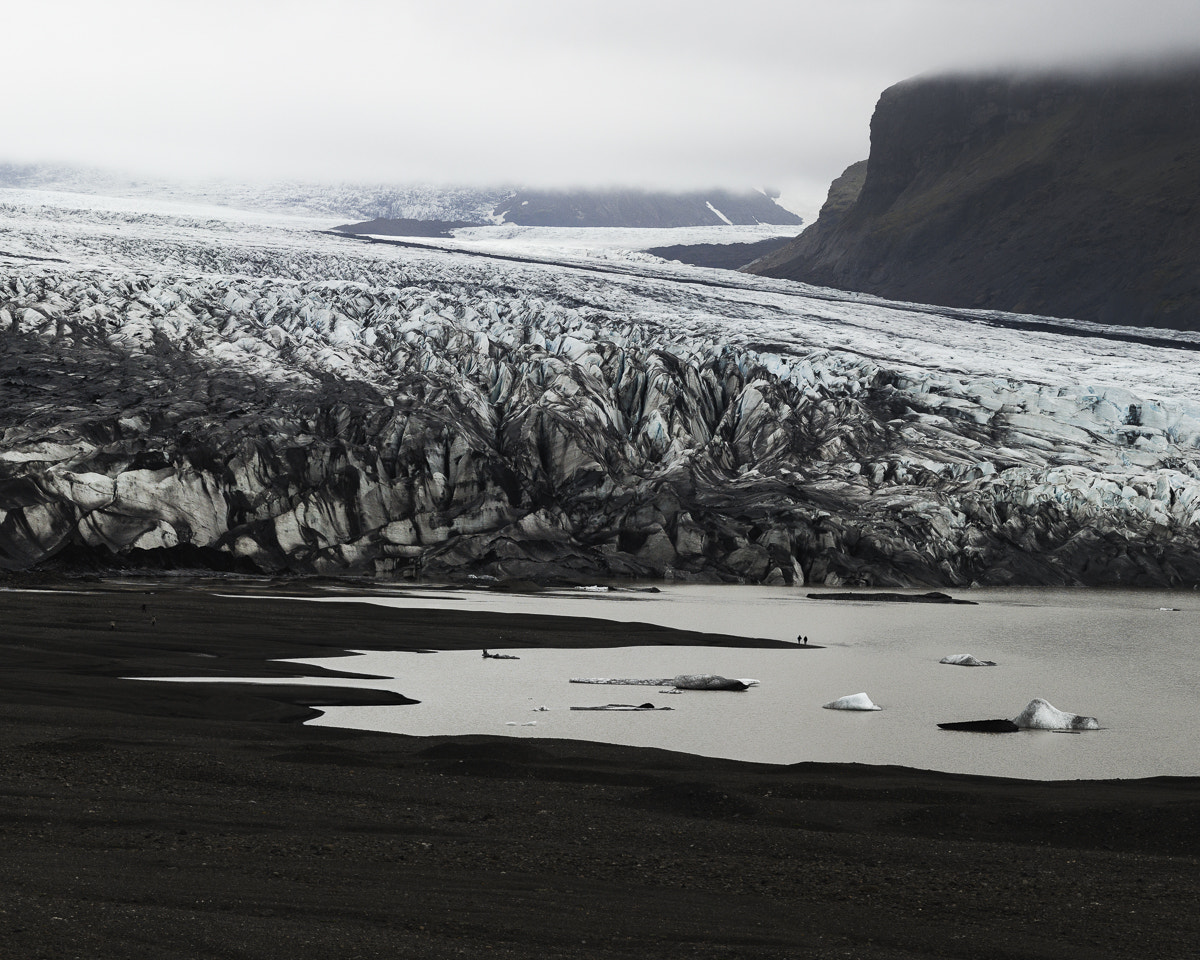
[823,692,882,711]
[1012,698,1099,730]
[939,654,997,666]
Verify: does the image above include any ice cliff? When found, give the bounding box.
[3,188,1200,586]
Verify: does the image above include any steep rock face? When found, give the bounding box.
[748,161,865,275]
[750,64,1200,330]
[4,189,1200,587]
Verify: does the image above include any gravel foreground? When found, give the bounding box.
[2,580,1198,959]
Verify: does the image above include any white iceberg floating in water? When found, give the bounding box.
[939,654,997,666]
[823,692,881,711]
[1012,698,1099,730]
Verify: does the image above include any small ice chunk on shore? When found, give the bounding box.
[823,692,881,711]
[939,654,997,666]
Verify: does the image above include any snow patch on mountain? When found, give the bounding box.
[705,201,733,225]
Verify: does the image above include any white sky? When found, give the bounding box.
[6,0,1200,216]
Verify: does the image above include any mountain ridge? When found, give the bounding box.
[492,187,802,228]
[0,164,803,231]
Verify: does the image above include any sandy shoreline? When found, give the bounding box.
[3,579,1199,958]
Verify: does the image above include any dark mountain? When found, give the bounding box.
[749,62,1200,330]
[645,236,796,270]
[493,188,803,227]
[332,218,479,238]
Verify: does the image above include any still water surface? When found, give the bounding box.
[215,585,1200,781]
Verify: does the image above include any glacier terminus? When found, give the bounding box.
[3,187,1200,588]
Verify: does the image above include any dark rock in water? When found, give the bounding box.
[809,592,977,605]
[749,60,1200,331]
[937,719,1020,733]
[570,703,673,711]
[939,654,997,666]
[672,674,751,691]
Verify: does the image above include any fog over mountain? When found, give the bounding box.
[6,2,1200,221]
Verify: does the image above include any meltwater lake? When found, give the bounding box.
[195,584,1200,782]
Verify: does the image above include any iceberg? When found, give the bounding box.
[1012,698,1099,730]
[939,654,997,666]
[822,692,882,711]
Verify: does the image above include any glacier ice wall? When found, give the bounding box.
[3,188,1200,586]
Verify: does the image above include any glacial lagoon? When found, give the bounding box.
[197,585,1200,781]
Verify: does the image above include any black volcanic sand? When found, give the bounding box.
[2,581,1199,959]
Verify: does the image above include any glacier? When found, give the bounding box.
[3,186,1200,586]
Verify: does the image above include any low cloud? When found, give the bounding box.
[5,1,1199,212]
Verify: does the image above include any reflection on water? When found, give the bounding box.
[231,585,1200,780]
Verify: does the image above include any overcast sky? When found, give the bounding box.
[6,0,1200,216]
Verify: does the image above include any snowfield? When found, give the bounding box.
[2,186,1200,586]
